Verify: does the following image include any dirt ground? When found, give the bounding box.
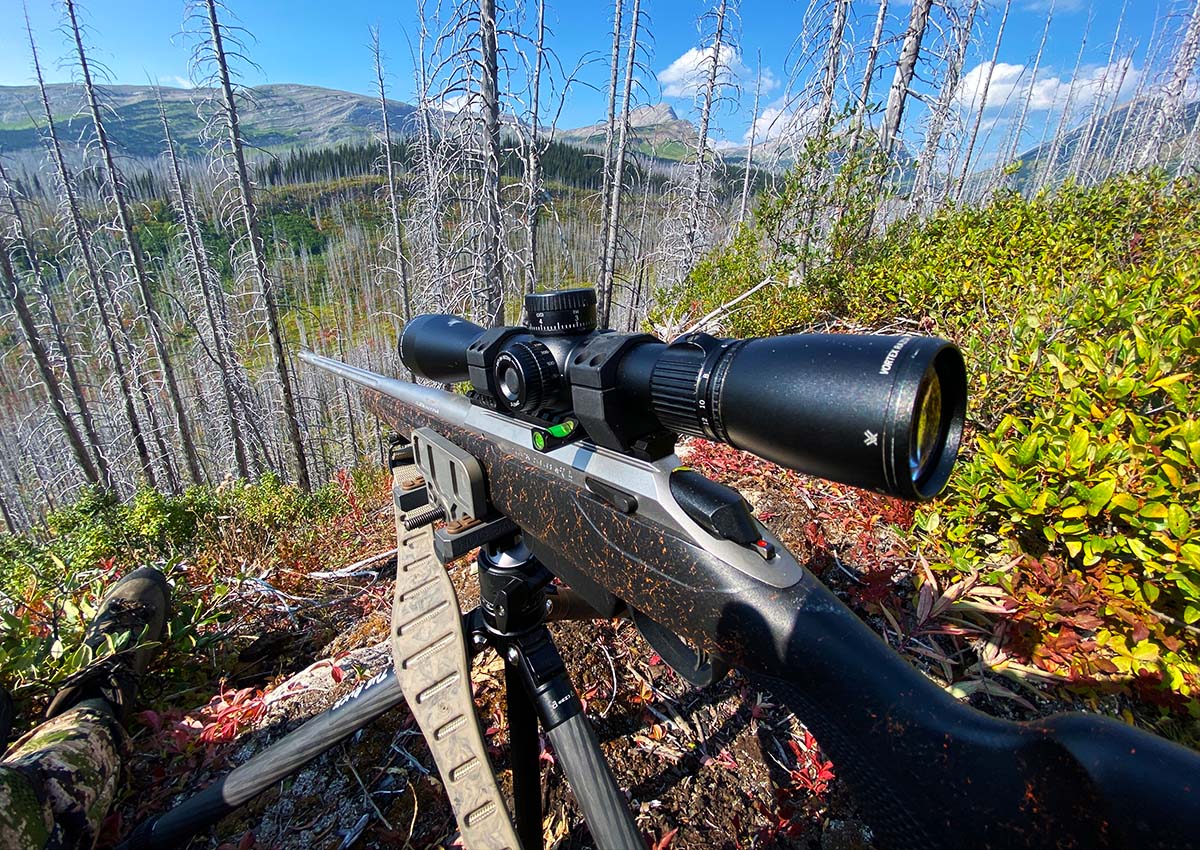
[104,441,1064,850]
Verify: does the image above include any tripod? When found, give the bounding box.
[119,485,641,850]
[465,534,641,849]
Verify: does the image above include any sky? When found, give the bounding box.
[0,1,1177,158]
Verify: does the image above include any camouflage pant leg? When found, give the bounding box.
[0,698,125,850]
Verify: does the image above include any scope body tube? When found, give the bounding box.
[396,314,966,500]
[312,354,1199,850]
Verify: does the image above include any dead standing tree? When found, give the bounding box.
[599,0,642,326]
[410,0,454,312]
[25,14,157,489]
[0,230,102,489]
[0,158,111,488]
[1141,0,1200,167]
[597,0,625,307]
[521,0,546,296]
[910,0,980,215]
[370,27,413,326]
[849,0,891,152]
[191,0,311,491]
[954,0,1012,203]
[65,0,206,487]
[882,0,934,158]
[156,91,254,478]
[737,50,763,225]
[479,0,505,325]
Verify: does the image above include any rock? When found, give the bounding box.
[821,818,874,850]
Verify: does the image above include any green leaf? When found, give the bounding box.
[1088,480,1117,512]
[1167,505,1191,539]
[1109,493,1139,512]
[1068,429,1090,464]
[1140,502,1169,520]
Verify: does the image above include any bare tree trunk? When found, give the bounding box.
[203,0,310,491]
[849,0,890,150]
[479,0,504,325]
[523,0,546,296]
[955,0,1012,201]
[157,92,251,478]
[414,2,450,298]
[66,0,205,487]
[684,0,729,269]
[911,0,979,214]
[1038,13,1091,187]
[1069,2,1128,183]
[815,0,851,135]
[371,27,413,323]
[599,0,641,326]
[0,160,111,487]
[597,0,625,298]
[738,51,763,225]
[0,233,101,487]
[26,14,156,487]
[1005,8,1052,171]
[1141,0,1200,166]
[882,0,934,157]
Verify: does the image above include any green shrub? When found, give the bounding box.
[673,172,1200,710]
[0,469,383,707]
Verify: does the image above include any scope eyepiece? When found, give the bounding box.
[397,289,967,501]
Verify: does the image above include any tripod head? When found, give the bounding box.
[401,287,967,500]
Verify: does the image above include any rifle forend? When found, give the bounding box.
[300,318,1198,850]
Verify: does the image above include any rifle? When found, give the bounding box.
[124,288,1198,850]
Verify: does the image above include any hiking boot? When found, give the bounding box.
[45,567,171,723]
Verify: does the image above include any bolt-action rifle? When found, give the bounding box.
[124,287,1197,850]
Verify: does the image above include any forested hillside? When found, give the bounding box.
[3,0,1200,847]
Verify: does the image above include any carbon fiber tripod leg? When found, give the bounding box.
[501,625,644,850]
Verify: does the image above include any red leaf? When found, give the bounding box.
[650,827,679,850]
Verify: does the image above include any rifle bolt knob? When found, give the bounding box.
[506,647,520,663]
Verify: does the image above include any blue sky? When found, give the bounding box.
[0,1,1171,157]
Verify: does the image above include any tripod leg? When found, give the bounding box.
[506,662,544,850]
[510,628,642,850]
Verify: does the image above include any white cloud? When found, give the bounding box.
[434,93,472,113]
[954,58,1137,114]
[158,75,193,89]
[742,99,819,145]
[657,45,779,99]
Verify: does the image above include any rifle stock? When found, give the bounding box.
[302,353,1198,850]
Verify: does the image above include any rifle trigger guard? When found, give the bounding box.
[630,607,730,688]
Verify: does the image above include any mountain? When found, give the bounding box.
[1009,97,1200,190]
[0,83,417,159]
[559,103,699,161]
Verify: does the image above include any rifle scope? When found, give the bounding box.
[399,288,966,501]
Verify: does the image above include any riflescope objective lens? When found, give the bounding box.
[910,369,942,484]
